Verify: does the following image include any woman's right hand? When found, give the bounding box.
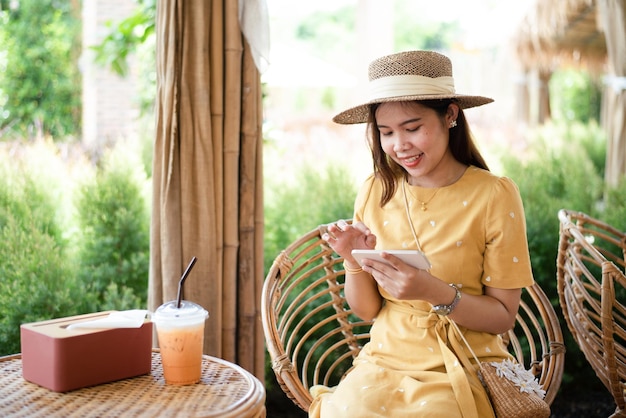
[323,220,383,320]
[322,219,377,263]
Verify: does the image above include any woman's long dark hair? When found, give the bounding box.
[366,99,489,207]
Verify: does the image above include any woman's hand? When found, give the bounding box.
[360,252,433,300]
[363,253,522,334]
[322,220,381,320]
[322,220,377,263]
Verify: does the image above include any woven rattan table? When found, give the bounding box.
[0,350,266,417]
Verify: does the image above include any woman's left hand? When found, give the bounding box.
[361,252,430,300]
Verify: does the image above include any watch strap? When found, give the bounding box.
[432,283,461,316]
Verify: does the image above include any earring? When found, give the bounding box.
[449,120,457,128]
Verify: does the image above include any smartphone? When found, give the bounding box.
[351,249,431,270]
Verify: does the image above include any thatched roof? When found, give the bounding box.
[514,0,607,72]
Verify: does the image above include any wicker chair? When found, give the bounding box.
[262,222,565,412]
[557,209,626,417]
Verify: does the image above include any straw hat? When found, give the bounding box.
[333,50,494,124]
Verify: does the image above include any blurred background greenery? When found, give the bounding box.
[0,1,623,416]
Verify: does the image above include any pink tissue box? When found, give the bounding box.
[20,311,152,392]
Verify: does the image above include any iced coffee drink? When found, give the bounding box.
[153,300,209,385]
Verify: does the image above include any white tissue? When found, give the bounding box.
[67,310,149,330]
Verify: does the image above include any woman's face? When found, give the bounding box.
[375,101,458,187]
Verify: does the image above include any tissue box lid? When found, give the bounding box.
[21,311,152,392]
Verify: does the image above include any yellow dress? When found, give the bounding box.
[309,166,535,418]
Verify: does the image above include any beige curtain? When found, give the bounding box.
[148,0,265,379]
[598,0,626,187]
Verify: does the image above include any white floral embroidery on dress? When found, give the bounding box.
[509,212,515,218]
[429,220,436,227]
[513,257,519,263]
[402,242,409,248]
[463,201,468,206]
[384,220,389,226]
[485,276,492,282]
[456,241,462,247]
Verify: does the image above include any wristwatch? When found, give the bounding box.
[432,284,462,316]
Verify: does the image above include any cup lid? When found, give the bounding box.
[152,300,209,322]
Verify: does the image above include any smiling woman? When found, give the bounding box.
[307,49,536,418]
[375,101,466,189]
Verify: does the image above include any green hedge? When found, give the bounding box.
[0,142,150,356]
[263,163,358,273]
[74,150,150,309]
[0,156,88,355]
[500,120,623,391]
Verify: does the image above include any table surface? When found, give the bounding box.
[0,350,266,418]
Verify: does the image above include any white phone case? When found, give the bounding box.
[351,249,431,270]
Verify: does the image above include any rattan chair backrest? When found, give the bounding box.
[557,209,626,415]
[262,222,565,411]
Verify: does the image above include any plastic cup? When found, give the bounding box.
[152,300,209,385]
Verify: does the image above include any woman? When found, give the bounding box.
[310,50,535,417]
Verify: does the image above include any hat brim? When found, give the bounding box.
[332,94,494,124]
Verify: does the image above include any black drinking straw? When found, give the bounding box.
[176,256,197,308]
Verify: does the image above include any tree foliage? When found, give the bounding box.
[90,0,156,77]
[0,0,81,139]
[90,0,156,115]
[295,6,355,56]
[394,1,459,51]
[550,69,602,123]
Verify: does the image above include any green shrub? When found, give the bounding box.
[0,159,64,245]
[74,146,150,310]
[0,159,89,356]
[264,163,357,273]
[0,219,91,356]
[99,282,144,312]
[0,141,151,355]
[503,150,601,287]
[501,122,605,292]
[550,69,602,124]
[601,177,626,233]
[500,121,614,390]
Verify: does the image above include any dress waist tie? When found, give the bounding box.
[386,301,480,418]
